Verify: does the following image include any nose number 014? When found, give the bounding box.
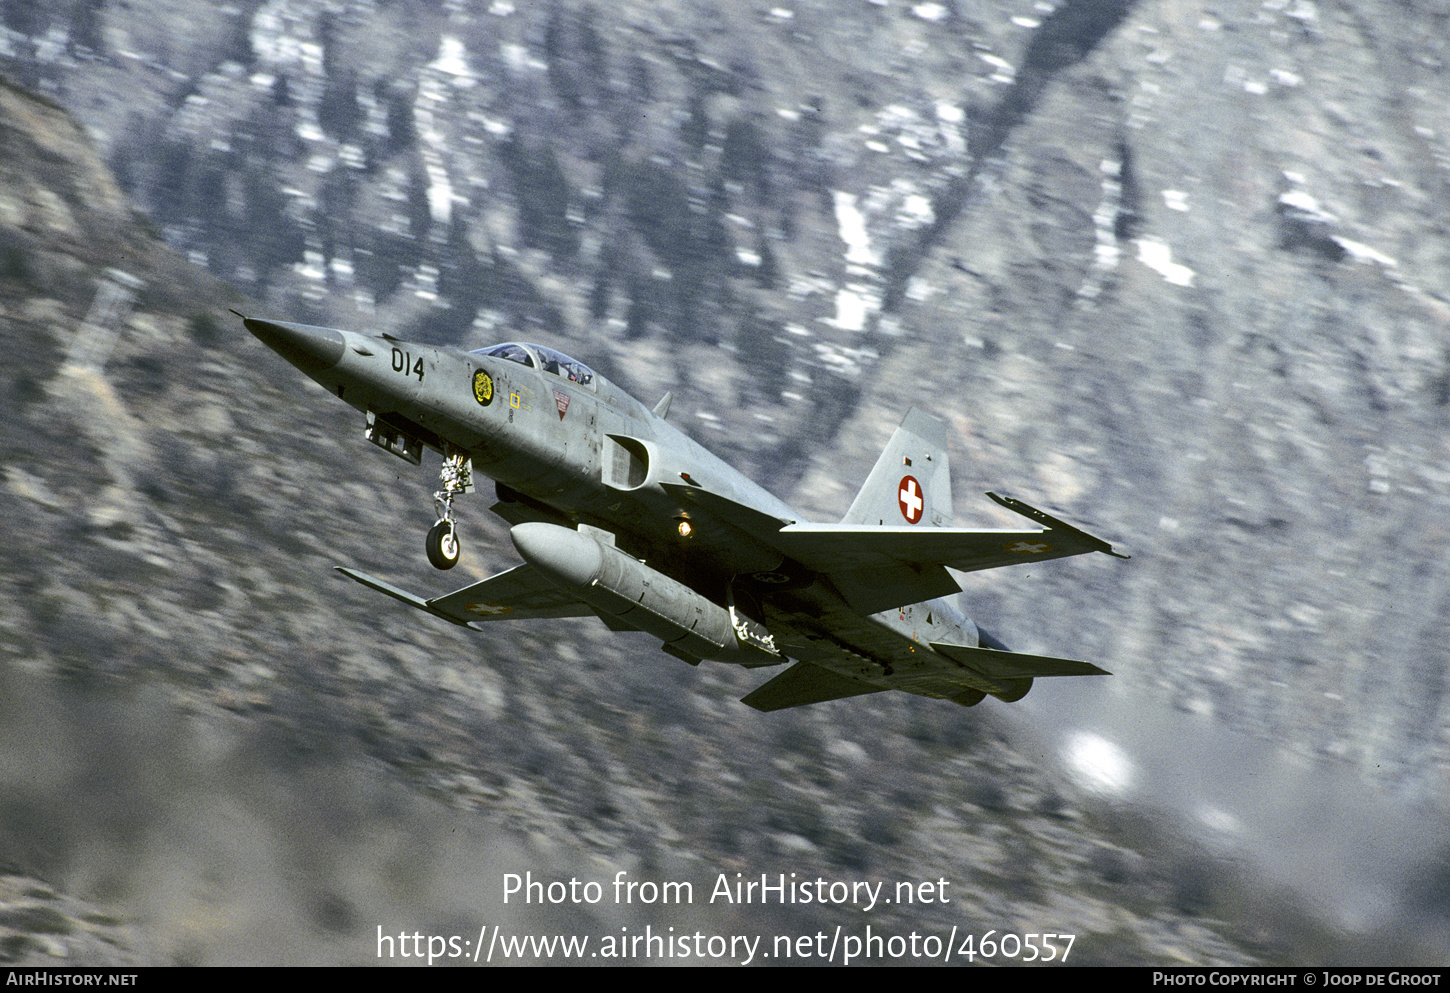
[392,347,424,382]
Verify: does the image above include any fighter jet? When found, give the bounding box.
[241,314,1127,711]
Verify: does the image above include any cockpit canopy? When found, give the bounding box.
[471,342,595,389]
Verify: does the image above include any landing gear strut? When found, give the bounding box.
[428,448,473,570]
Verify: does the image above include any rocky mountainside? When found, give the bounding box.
[1,0,1448,966]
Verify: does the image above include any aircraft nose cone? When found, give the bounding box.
[244,317,346,377]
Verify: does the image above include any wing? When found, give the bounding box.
[668,484,1126,616]
[777,495,1120,574]
[771,523,1094,615]
[336,564,595,628]
[772,494,1122,615]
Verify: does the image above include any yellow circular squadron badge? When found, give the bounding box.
[473,369,494,406]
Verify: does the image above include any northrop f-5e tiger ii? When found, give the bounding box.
[242,313,1127,712]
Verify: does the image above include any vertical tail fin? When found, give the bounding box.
[841,407,953,527]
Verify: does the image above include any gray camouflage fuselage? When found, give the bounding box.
[245,315,1124,711]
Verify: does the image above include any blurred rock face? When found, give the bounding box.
[1,0,1448,966]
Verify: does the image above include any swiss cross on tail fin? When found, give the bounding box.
[897,475,924,523]
[842,408,953,527]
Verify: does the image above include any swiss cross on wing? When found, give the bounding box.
[898,475,923,524]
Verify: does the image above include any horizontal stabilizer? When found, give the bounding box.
[337,564,595,628]
[741,661,886,712]
[929,641,1110,679]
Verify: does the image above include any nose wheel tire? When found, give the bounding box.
[426,520,461,570]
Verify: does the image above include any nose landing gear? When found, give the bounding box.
[426,519,461,570]
[428,448,474,570]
